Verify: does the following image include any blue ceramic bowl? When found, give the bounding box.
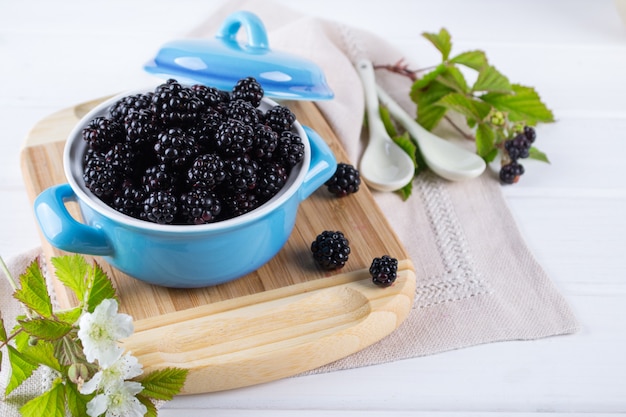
[34,92,336,288]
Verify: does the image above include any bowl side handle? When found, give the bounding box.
[34,184,113,256]
[298,126,337,201]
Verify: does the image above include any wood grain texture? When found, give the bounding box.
[20,97,416,393]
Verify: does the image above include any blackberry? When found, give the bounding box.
[215,119,254,156]
[186,153,226,189]
[142,164,176,193]
[141,190,178,224]
[252,123,278,160]
[150,79,200,126]
[310,231,350,270]
[256,162,288,199]
[109,93,154,122]
[523,126,536,143]
[190,84,224,110]
[226,99,260,125]
[499,161,525,184]
[264,105,295,133]
[231,76,264,107]
[224,154,259,191]
[193,107,224,151]
[112,180,145,218]
[104,142,135,178]
[180,188,222,224]
[82,117,124,151]
[325,163,360,197]
[154,127,198,167]
[124,108,157,147]
[370,255,398,287]
[83,153,121,200]
[223,191,260,218]
[504,133,531,160]
[275,131,304,168]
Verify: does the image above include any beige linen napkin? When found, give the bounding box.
[1,1,578,408]
[187,0,579,374]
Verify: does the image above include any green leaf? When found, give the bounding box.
[422,28,452,60]
[15,330,61,371]
[51,255,89,303]
[65,379,92,417]
[20,380,65,417]
[435,92,493,122]
[437,65,469,93]
[379,105,398,137]
[529,146,551,163]
[398,180,413,201]
[54,334,87,367]
[56,307,83,326]
[411,81,454,130]
[86,262,117,313]
[450,50,488,70]
[393,132,418,170]
[5,345,39,396]
[412,63,447,90]
[138,368,189,401]
[19,318,73,341]
[472,65,513,94]
[475,123,497,160]
[137,395,158,417]
[14,260,53,318]
[0,318,7,342]
[481,84,555,124]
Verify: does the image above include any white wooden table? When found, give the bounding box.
[1,0,625,415]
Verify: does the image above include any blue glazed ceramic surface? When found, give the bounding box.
[34,93,337,288]
[144,11,334,101]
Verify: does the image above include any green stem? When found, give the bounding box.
[0,255,18,292]
[444,115,475,141]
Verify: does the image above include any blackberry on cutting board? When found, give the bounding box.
[370,255,398,287]
[325,163,361,197]
[310,231,351,270]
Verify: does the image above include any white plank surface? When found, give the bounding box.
[1,0,625,415]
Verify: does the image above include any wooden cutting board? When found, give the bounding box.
[20,97,416,394]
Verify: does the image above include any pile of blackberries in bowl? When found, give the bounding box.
[82,77,308,225]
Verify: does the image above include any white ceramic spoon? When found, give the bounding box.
[355,59,415,192]
[376,85,486,181]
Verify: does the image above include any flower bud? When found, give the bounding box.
[68,363,89,384]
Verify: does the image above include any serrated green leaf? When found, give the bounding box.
[481,84,555,125]
[529,146,550,163]
[20,380,65,417]
[55,307,82,326]
[450,50,488,70]
[412,63,447,90]
[472,65,513,94]
[437,64,469,93]
[19,318,73,341]
[138,368,189,401]
[5,345,39,396]
[65,379,92,417]
[476,123,497,160]
[398,180,413,201]
[435,92,493,122]
[137,395,158,417]
[86,262,116,313]
[51,255,89,303]
[14,330,61,371]
[411,81,454,130]
[14,260,53,318]
[422,28,452,60]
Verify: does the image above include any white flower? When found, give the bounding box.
[80,352,144,395]
[78,299,134,367]
[86,380,147,417]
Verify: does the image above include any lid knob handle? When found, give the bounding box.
[216,11,269,51]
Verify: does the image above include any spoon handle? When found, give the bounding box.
[355,59,386,135]
[375,85,430,139]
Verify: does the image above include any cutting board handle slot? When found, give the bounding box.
[34,183,113,256]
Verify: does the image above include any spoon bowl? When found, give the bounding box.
[375,85,486,181]
[356,59,415,191]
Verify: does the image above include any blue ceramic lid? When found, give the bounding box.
[144,11,334,101]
